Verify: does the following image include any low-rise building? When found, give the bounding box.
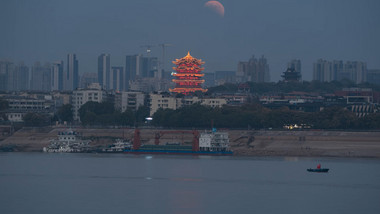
[149,93,227,116]
[115,91,145,112]
[335,88,374,104]
[72,83,107,121]
[2,93,56,122]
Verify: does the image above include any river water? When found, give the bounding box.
[0,153,379,214]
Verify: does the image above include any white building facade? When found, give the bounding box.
[71,83,107,121]
[149,93,227,116]
[115,91,145,112]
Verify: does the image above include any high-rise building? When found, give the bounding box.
[0,60,30,91]
[342,61,367,84]
[6,62,16,91]
[313,59,342,82]
[287,59,301,78]
[51,61,64,91]
[65,54,79,91]
[110,66,124,91]
[98,54,110,89]
[125,54,159,90]
[203,72,215,88]
[237,55,270,83]
[313,59,332,82]
[332,60,344,82]
[15,63,29,91]
[30,62,51,91]
[367,69,380,85]
[80,72,98,89]
[142,57,159,78]
[215,71,236,85]
[125,55,142,90]
[0,60,13,91]
[313,59,366,84]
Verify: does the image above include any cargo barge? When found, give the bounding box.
[124,129,233,155]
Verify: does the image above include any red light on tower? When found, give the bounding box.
[169,52,208,95]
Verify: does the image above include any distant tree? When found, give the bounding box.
[0,98,9,121]
[135,106,150,124]
[0,98,8,110]
[23,113,51,127]
[120,108,135,126]
[207,80,378,95]
[357,113,380,129]
[314,106,357,129]
[78,101,117,126]
[56,104,73,122]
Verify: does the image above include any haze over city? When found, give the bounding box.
[2,2,380,214]
[1,0,379,81]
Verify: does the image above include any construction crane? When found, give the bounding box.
[140,44,155,57]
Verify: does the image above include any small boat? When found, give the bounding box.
[307,163,329,173]
[307,168,329,173]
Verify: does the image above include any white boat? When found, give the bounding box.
[43,129,91,153]
[101,139,132,152]
[199,131,232,153]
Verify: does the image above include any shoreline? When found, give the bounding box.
[1,127,380,159]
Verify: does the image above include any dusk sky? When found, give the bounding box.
[1,0,379,81]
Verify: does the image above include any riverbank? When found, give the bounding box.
[1,127,380,158]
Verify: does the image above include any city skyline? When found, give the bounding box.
[0,55,378,93]
[0,0,379,81]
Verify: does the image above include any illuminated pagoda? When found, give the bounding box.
[169,52,208,95]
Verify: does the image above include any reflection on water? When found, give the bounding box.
[0,153,380,214]
[283,156,299,162]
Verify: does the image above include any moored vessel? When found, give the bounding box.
[307,168,329,173]
[124,129,233,155]
[100,138,132,153]
[43,129,91,153]
[307,164,329,173]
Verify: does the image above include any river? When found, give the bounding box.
[0,153,379,214]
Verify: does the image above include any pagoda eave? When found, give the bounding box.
[172,79,205,83]
[169,88,208,93]
[172,73,205,77]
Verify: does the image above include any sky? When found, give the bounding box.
[1,0,379,81]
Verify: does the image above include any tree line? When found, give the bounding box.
[152,104,380,130]
[207,80,380,94]
[77,101,149,127]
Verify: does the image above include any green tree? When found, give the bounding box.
[78,101,118,126]
[314,106,357,129]
[0,98,9,121]
[23,113,51,127]
[357,113,380,129]
[135,106,150,124]
[56,104,73,122]
[0,98,8,110]
[120,108,135,126]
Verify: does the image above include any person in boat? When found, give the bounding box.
[317,163,321,169]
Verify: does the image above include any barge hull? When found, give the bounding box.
[124,149,233,155]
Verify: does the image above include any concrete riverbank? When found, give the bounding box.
[1,127,380,158]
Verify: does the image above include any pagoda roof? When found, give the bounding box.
[172,52,205,65]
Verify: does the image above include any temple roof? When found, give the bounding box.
[172,51,205,65]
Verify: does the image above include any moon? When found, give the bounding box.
[204,1,225,17]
